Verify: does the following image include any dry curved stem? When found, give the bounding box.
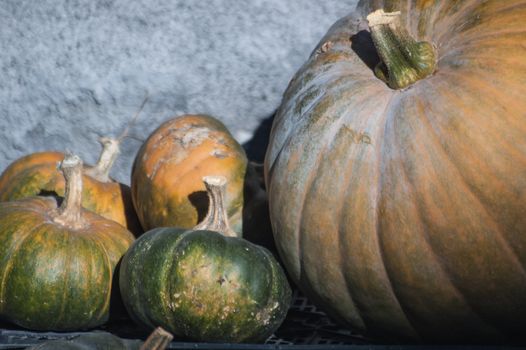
[84,137,121,182]
[140,327,173,350]
[193,175,237,237]
[117,92,150,143]
[52,153,87,229]
[84,93,149,182]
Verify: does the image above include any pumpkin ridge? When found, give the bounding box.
[386,86,526,335]
[380,104,506,339]
[383,101,494,333]
[416,1,442,40]
[163,229,190,330]
[412,76,525,219]
[257,246,291,336]
[323,85,399,330]
[437,3,526,51]
[119,229,158,328]
[367,92,420,337]
[429,70,526,173]
[270,78,389,284]
[0,219,47,307]
[436,69,526,127]
[134,228,185,329]
[391,131,512,338]
[440,29,526,59]
[431,1,487,46]
[283,141,312,280]
[266,92,323,182]
[54,228,71,329]
[408,83,526,272]
[83,231,114,322]
[267,77,355,170]
[418,73,526,183]
[266,91,325,173]
[402,0,412,32]
[295,120,352,295]
[438,37,526,64]
[388,132,507,339]
[281,80,376,279]
[0,200,47,217]
[270,76,382,178]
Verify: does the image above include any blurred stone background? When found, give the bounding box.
[0,0,358,184]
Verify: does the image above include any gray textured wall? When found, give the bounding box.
[0,0,358,184]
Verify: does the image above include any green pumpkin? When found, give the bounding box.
[120,176,291,343]
[0,154,135,331]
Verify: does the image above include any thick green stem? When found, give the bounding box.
[84,137,120,183]
[193,176,237,238]
[367,9,436,89]
[52,154,86,229]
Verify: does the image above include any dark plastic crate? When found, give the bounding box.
[0,289,374,349]
[0,290,522,349]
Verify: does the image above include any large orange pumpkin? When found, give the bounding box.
[131,114,247,235]
[265,0,526,343]
[0,137,142,235]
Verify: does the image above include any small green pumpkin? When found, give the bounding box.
[120,176,291,343]
[0,154,135,331]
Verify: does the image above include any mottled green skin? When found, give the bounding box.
[0,197,134,331]
[27,332,141,350]
[119,227,291,343]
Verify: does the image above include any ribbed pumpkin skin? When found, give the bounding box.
[0,152,141,235]
[0,197,135,331]
[265,0,526,343]
[131,115,247,234]
[119,228,291,343]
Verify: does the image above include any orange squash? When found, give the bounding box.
[265,0,526,343]
[0,137,142,235]
[131,114,247,235]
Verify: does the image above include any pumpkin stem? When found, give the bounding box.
[367,9,436,89]
[194,175,237,237]
[52,153,87,229]
[140,327,173,350]
[84,137,120,183]
[84,94,149,183]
